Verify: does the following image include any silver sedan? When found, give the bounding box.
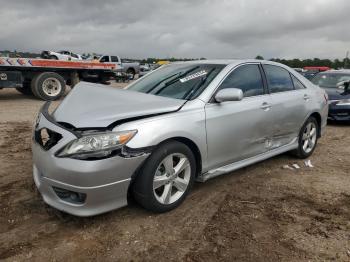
[32,60,328,216]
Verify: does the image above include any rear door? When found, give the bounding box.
[262,64,309,148]
[205,63,275,169]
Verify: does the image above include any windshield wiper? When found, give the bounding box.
[154,66,200,95]
[145,73,179,94]
[183,67,216,100]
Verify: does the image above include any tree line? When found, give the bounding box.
[255,55,349,69]
[1,50,348,69]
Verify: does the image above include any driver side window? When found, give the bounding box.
[218,64,264,97]
[100,56,109,63]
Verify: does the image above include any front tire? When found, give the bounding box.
[293,116,319,159]
[133,141,196,213]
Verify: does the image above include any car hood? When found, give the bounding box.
[323,87,350,100]
[53,82,186,128]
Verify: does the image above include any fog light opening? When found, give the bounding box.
[52,186,86,204]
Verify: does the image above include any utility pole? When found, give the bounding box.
[345,51,349,69]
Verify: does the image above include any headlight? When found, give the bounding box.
[336,99,350,106]
[56,130,137,159]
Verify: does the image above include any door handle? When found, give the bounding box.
[260,102,271,111]
[303,94,311,101]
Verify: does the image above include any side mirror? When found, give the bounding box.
[215,88,243,103]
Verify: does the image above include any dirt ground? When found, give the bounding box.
[0,84,349,261]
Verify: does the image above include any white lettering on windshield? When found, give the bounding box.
[179,70,207,83]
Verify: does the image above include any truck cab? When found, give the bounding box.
[99,55,140,79]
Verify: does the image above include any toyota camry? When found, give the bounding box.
[32,60,328,216]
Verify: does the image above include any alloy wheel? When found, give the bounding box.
[302,122,317,153]
[153,153,191,205]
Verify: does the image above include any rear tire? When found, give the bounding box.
[49,55,58,60]
[133,141,196,213]
[126,69,135,80]
[292,116,319,159]
[31,72,66,101]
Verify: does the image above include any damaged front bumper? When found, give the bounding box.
[32,103,150,216]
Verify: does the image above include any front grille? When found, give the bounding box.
[35,128,62,150]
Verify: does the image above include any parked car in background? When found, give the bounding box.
[139,63,152,77]
[32,60,328,216]
[293,68,303,73]
[41,50,83,61]
[312,70,350,121]
[301,66,331,80]
[99,55,140,79]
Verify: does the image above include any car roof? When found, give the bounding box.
[318,69,350,74]
[173,59,284,66]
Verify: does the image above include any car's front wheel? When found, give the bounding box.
[133,141,196,213]
[293,116,319,158]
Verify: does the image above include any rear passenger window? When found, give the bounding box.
[263,65,294,93]
[218,64,264,97]
[111,56,119,62]
[291,74,306,89]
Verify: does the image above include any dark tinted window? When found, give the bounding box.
[99,56,109,62]
[291,74,305,89]
[264,65,294,93]
[111,56,119,62]
[218,64,264,97]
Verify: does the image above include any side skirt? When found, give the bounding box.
[197,138,298,182]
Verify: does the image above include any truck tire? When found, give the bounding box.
[49,55,58,60]
[126,68,136,80]
[31,72,66,101]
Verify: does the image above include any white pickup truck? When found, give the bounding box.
[99,55,140,79]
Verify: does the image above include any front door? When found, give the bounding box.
[205,63,274,170]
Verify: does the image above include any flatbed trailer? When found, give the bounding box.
[0,57,119,100]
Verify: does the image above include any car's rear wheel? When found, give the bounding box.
[133,141,196,213]
[126,68,135,80]
[293,116,319,158]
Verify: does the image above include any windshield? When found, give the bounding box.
[311,73,350,88]
[127,63,225,100]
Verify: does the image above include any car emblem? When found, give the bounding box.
[0,73,7,80]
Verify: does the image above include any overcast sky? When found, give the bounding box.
[1,0,349,59]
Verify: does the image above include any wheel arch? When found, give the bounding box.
[309,112,322,138]
[131,136,203,179]
[169,137,202,177]
[126,67,136,74]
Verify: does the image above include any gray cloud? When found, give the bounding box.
[0,0,349,59]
